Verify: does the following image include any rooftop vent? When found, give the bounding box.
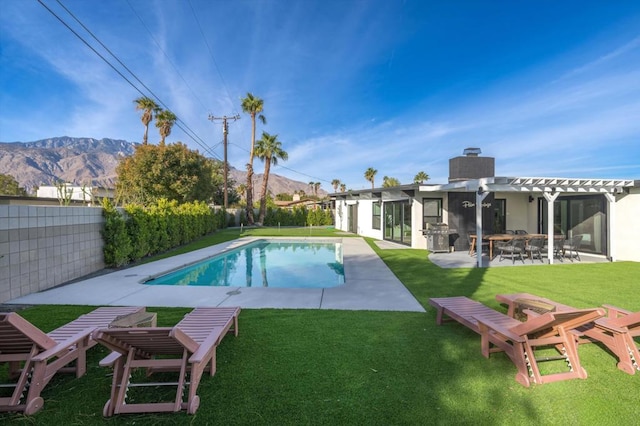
[463,147,482,157]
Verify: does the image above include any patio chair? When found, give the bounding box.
[0,306,144,415]
[542,236,566,261]
[589,305,640,375]
[496,293,639,375]
[562,235,583,262]
[498,237,526,263]
[428,296,605,387]
[467,231,488,256]
[514,230,528,235]
[94,306,241,416]
[505,230,515,235]
[524,236,545,263]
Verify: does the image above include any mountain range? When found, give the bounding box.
[0,136,328,197]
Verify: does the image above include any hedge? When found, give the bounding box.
[102,198,226,267]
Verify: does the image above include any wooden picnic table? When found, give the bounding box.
[469,233,560,259]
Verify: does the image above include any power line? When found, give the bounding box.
[186,0,240,117]
[40,0,220,160]
[228,142,332,186]
[209,114,240,208]
[125,0,210,113]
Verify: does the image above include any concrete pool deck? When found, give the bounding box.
[5,237,425,312]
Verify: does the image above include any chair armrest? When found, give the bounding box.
[189,327,224,364]
[473,316,524,342]
[602,304,632,317]
[99,351,122,367]
[32,326,96,362]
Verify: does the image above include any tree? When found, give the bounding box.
[236,183,247,203]
[210,160,239,206]
[116,142,219,205]
[339,183,346,192]
[414,171,430,184]
[155,109,177,146]
[331,179,341,192]
[241,93,266,225]
[0,173,28,196]
[255,132,288,224]
[134,96,160,145]
[364,167,377,189]
[314,182,321,197]
[382,176,401,187]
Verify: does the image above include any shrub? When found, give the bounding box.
[101,198,132,267]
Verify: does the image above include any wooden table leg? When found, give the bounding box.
[469,237,476,255]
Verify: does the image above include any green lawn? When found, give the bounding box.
[2,228,639,425]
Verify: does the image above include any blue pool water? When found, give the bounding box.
[145,239,345,288]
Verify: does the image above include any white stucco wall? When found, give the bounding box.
[499,193,534,232]
[612,189,640,262]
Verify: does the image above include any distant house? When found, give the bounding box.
[331,148,639,264]
[36,184,114,205]
[274,193,327,211]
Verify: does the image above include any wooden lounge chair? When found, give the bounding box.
[429,296,605,387]
[0,306,145,415]
[94,306,240,416]
[591,305,640,375]
[496,293,640,375]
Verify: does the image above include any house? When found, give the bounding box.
[36,184,114,205]
[331,148,639,265]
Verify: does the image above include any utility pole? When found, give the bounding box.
[208,114,240,208]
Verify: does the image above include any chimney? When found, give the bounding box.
[448,148,495,182]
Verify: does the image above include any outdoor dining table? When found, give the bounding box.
[469,233,553,259]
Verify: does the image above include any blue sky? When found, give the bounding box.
[1,1,639,190]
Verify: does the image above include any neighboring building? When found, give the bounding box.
[332,149,639,265]
[36,184,114,205]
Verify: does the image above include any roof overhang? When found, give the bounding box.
[419,177,635,194]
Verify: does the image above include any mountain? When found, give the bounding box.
[0,136,328,197]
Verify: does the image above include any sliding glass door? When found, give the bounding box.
[383,200,411,245]
[539,195,606,255]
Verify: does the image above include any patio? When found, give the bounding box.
[429,249,610,268]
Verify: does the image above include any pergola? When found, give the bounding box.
[420,177,636,267]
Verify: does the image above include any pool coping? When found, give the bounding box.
[5,237,426,312]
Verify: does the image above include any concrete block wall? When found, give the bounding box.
[0,205,105,304]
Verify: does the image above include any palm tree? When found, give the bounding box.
[255,132,288,224]
[134,96,160,145]
[382,176,400,187]
[339,183,346,192]
[155,109,177,146]
[309,182,315,197]
[237,183,247,202]
[331,179,341,192]
[241,93,266,225]
[364,167,377,189]
[414,171,430,184]
[314,182,321,197]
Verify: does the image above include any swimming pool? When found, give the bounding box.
[144,239,345,288]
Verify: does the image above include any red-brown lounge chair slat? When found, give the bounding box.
[496,293,640,375]
[0,306,145,415]
[429,296,605,387]
[94,306,241,417]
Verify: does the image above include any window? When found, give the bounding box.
[372,201,381,230]
[423,198,443,228]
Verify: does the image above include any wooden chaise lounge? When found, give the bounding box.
[429,296,605,387]
[496,293,640,375]
[93,306,241,416]
[0,306,145,414]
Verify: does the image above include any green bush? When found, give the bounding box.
[102,199,225,267]
[124,204,152,260]
[101,199,132,267]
